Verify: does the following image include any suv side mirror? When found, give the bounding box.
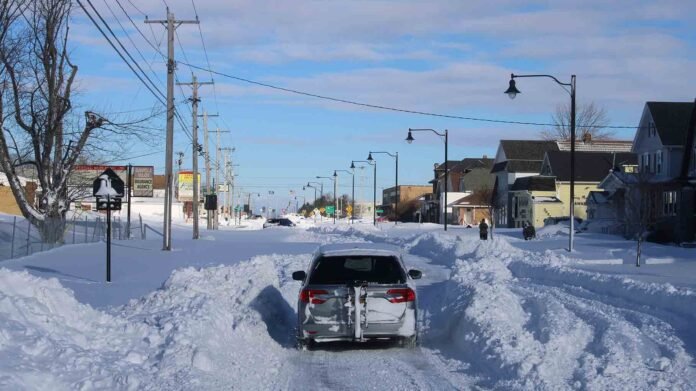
[292,271,306,281]
[408,269,422,280]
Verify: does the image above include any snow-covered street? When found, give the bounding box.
[1,219,695,390]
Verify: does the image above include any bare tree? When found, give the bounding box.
[540,101,614,141]
[472,186,500,240]
[622,170,654,267]
[0,0,156,243]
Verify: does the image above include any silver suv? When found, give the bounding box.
[292,243,421,349]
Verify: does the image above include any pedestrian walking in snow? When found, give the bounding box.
[523,222,536,240]
[479,219,488,240]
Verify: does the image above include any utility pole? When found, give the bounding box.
[215,128,231,228]
[198,111,218,229]
[220,147,234,221]
[146,10,198,251]
[177,75,213,240]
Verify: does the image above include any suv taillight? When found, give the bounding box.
[300,289,329,304]
[386,288,416,303]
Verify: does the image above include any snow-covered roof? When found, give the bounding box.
[532,196,561,203]
[317,243,401,257]
[0,172,36,187]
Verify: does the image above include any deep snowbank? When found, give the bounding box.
[0,253,310,390]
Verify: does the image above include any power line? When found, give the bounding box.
[77,0,166,107]
[102,0,164,86]
[83,0,166,102]
[116,0,167,58]
[178,61,642,130]
[190,0,220,113]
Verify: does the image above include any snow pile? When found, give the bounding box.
[120,254,308,389]
[0,269,153,390]
[0,253,311,389]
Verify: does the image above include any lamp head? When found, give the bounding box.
[315,176,321,179]
[406,130,414,144]
[367,153,373,161]
[333,170,337,177]
[505,77,520,99]
[302,186,306,190]
[350,161,355,169]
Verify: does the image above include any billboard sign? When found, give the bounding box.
[132,166,154,197]
[177,171,201,201]
[217,184,229,192]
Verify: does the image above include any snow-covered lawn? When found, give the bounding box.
[1,215,695,389]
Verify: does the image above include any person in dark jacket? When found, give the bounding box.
[479,219,488,240]
[523,221,536,240]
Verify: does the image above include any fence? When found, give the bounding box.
[0,214,146,262]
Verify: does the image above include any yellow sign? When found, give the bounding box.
[319,207,325,213]
[177,171,201,201]
[346,205,353,214]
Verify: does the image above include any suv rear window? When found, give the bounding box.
[309,255,406,284]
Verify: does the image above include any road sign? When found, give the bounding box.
[132,166,154,197]
[325,205,335,215]
[92,168,125,197]
[346,205,353,214]
[217,184,229,192]
[376,209,384,214]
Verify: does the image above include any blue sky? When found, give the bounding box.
[70,0,696,208]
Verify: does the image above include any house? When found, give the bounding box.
[594,101,696,242]
[491,140,559,227]
[428,157,494,225]
[0,173,38,216]
[381,185,431,222]
[539,150,637,222]
[492,139,634,228]
[508,176,562,228]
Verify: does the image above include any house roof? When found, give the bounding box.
[647,101,695,146]
[490,160,544,174]
[511,176,556,191]
[557,140,633,152]
[452,192,489,206]
[587,190,611,205]
[545,151,637,182]
[500,140,559,160]
[449,158,494,173]
[435,160,463,171]
[507,160,543,173]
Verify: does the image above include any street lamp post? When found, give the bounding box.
[316,175,337,224]
[368,151,398,225]
[353,159,376,225]
[308,181,323,200]
[406,128,449,231]
[335,169,353,222]
[505,73,576,251]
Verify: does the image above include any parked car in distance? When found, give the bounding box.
[292,243,421,349]
[263,218,296,228]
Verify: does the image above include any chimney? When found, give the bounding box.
[582,132,592,144]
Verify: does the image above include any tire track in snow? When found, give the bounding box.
[514,281,696,390]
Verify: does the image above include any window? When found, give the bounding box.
[648,121,656,137]
[310,256,406,284]
[642,153,652,173]
[656,150,662,174]
[662,191,678,216]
